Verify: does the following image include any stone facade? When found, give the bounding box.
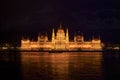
[21,25,103,51]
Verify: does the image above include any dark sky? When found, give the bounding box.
[1,0,120,43]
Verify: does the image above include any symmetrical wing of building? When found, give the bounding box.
[21,25,103,51]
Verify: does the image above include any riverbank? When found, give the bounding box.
[0,49,120,52]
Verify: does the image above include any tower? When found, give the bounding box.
[74,33,76,42]
[66,28,69,42]
[52,28,55,42]
[60,23,62,29]
[56,24,65,40]
[81,33,84,42]
[45,32,48,42]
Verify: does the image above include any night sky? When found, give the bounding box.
[1,0,120,44]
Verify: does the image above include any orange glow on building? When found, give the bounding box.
[21,24,103,51]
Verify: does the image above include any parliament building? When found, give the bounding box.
[21,25,103,51]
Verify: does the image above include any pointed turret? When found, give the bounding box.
[45,32,48,42]
[81,33,84,42]
[92,35,94,40]
[74,33,76,42]
[60,23,62,29]
[52,28,55,42]
[66,28,69,42]
[98,35,100,40]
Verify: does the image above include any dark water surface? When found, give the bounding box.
[0,52,120,80]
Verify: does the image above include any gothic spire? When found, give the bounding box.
[66,28,69,42]
[60,23,62,29]
[52,28,55,42]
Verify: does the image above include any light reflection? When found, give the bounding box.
[20,52,103,80]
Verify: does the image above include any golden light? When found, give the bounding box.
[21,24,103,51]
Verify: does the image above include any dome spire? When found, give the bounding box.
[52,28,55,42]
[60,23,62,29]
[66,28,69,42]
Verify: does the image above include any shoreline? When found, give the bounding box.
[0,49,120,52]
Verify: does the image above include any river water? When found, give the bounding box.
[0,52,120,80]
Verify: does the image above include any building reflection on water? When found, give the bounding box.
[1,52,120,80]
[20,52,103,80]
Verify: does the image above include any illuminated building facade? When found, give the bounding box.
[21,25,103,51]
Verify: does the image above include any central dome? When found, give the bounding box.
[57,28,64,33]
[57,24,64,33]
[56,24,65,40]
